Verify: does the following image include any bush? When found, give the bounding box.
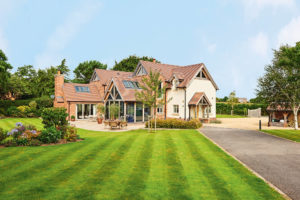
[7,106,21,117]
[0,128,8,142]
[28,139,42,146]
[145,118,202,129]
[65,126,78,142]
[39,126,61,144]
[3,140,18,147]
[216,102,268,116]
[41,108,68,129]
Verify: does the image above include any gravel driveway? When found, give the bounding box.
[201,126,300,200]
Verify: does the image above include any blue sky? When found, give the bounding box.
[1,0,300,99]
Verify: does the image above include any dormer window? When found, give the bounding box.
[136,65,147,76]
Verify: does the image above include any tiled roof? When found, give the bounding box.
[172,64,202,87]
[63,83,102,102]
[94,69,132,85]
[266,104,292,111]
[188,92,212,106]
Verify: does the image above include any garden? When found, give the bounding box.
[0,117,285,199]
[0,107,80,147]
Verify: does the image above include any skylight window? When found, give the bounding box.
[123,81,140,89]
[75,86,90,93]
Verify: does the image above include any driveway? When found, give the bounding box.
[200,126,300,200]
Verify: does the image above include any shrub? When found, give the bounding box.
[7,106,21,117]
[216,102,268,116]
[28,139,42,146]
[65,126,78,142]
[0,128,8,142]
[145,118,202,129]
[39,126,61,144]
[6,122,40,146]
[41,108,68,129]
[3,140,18,147]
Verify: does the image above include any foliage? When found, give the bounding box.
[135,70,166,132]
[109,104,119,120]
[0,49,13,99]
[65,126,78,142]
[216,102,268,116]
[145,118,202,129]
[112,55,157,72]
[216,96,228,102]
[257,42,300,129]
[97,104,105,118]
[71,115,75,120]
[6,106,21,117]
[226,91,238,115]
[73,60,107,83]
[0,127,8,142]
[41,107,68,129]
[57,59,70,81]
[39,126,61,143]
[6,122,40,146]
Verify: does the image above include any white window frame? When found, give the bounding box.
[173,105,179,114]
[157,106,163,113]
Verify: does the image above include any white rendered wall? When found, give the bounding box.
[166,88,185,119]
[186,78,216,118]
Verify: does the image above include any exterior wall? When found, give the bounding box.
[54,73,65,108]
[166,88,185,119]
[186,78,216,119]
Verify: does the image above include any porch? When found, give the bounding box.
[188,92,212,122]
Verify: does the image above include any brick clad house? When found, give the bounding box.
[54,60,218,122]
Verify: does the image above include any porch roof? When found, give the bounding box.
[188,92,212,106]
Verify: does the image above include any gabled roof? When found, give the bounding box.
[93,69,132,85]
[63,83,101,102]
[188,92,212,106]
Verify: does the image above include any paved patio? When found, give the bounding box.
[70,120,146,132]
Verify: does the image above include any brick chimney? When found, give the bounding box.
[153,58,156,63]
[54,71,64,105]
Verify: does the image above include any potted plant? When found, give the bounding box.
[71,115,75,121]
[97,104,105,124]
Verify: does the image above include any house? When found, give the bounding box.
[54,60,219,122]
[267,104,300,127]
[238,97,247,103]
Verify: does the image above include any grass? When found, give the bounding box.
[261,129,300,142]
[0,118,284,200]
[217,114,247,118]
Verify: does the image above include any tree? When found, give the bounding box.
[227,91,238,115]
[257,42,300,130]
[0,49,13,99]
[57,59,70,81]
[135,70,165,132]
[73,60,107,83]
[35,66,58,97]
[112,55,157,72]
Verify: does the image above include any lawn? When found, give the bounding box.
[262,129,300,142]
[0,118,284,200]
[216,114,247,118]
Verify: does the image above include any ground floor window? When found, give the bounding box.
[76,104,96,119]
[173,105,179,114]
[157,106,163,113]
[126,102,134,122]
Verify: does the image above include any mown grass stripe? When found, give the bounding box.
[0,140,95,192]
[172,130,216,199]
[164,132,192,200]
[70,134,139,199]
[195,132,283,200]
[179,132,236,200]
[13,136,119,199]
[119,134,155,199]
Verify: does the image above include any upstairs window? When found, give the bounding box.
[123,80,141,89]
[75,86,90,93]
[196,70,207,79]
[173,105,179,114]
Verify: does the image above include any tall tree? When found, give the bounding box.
[135,70,165,132]
[0,49,13,99]
[112,55,157,72]
[73,60,107,83]
[57,59,70,81]
[257,42,300,129]
[227,91,238,115]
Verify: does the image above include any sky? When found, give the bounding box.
[1,0,300,99]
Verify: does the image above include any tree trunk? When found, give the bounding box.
[154,105,157,133]
[293,106,299,130]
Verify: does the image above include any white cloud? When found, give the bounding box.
[35,0,101,68]
[241,0,295,20]
[248,32,268,56]
[277,16,300,47]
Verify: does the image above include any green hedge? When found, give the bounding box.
[216,102,268,116]
[145,118,202,129]
[0,98,53,116]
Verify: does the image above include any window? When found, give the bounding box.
[158,82,163,98]
[173,105,179,114]
[196,71,207,79]
[123,80,141,89]
[157,106,163,113]
[75,86,90,93]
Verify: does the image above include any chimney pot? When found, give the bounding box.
[58,70,61,75]
[153,59,156,63]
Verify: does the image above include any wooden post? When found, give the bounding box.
[142,104,145,122]
[283,112,288,127]
[134,102,136,123]
[124,102,127,121]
